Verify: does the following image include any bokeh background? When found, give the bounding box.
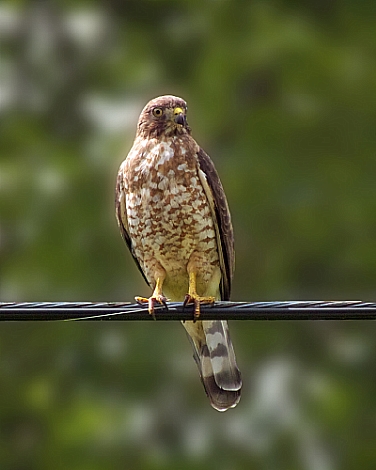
[1,1,376,469]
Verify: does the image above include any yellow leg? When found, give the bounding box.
[135,276,167,316]
[183,272,215,319]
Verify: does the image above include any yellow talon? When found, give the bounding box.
[183,272,215,320]
[135,277,167,316]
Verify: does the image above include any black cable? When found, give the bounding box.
[0,301,375,321]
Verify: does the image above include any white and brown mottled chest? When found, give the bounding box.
[122,135,219,282]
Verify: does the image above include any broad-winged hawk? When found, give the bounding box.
[116,95,242,411]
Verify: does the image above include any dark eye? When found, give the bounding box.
[152,107,163,117]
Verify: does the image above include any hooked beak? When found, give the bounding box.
[174,113,186,126]
[173,107,187,127]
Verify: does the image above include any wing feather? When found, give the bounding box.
[197,148,235,300]
[115,163,150,287]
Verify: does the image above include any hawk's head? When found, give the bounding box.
[137,95,191,138]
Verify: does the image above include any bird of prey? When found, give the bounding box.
[116,95,242,411]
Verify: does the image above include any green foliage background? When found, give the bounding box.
[1,1,376,469]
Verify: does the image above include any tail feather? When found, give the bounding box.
[182,320,242,411]
[203,320,242,391]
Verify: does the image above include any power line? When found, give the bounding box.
[0,301,375,321]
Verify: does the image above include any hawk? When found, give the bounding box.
[116,95,242,411]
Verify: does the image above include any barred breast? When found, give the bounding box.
[123,136,220,300]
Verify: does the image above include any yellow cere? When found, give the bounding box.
[174,107,184,115]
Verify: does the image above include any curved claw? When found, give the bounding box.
[135,274,167,317]
[135,294,168,317]
[183,293,215,321]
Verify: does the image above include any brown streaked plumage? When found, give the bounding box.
[116,95,241,411]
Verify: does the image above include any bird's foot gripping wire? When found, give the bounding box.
[135,277,167,317]
[183,272,215,320]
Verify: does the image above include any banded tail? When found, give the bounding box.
[182,319,242,411]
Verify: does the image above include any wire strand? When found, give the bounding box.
[0,301,376,321]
